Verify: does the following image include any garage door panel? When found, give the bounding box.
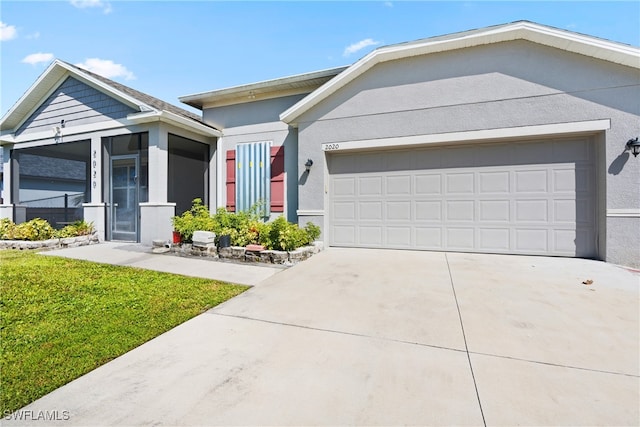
[332,201,356,220]
[333,177,356,196]
[359,226,383,245]
[447,228,475,249]
[359,201,383,220]
[358,176,383,196]
[386,227,412,247]
[446,201,475,221]
[515,229,549,252]
[553,169,576,192]
[387,201,412,220]
[329,138,596,257]
[479,200,510,221]
[479,228,510,251]
[446,173,475,193]
[386,175,412,195]
[415,227,442,248]
[415,174,442,194]
[515,170,548,192]
[479,171,510,193]
[516,200,549,222]
[333,225,356,245]
[415,201,442,220]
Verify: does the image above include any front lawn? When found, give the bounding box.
[0,250,248,414]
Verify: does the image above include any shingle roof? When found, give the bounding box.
[61,61,211,127]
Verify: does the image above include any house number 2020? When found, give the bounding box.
[324,143,340,151]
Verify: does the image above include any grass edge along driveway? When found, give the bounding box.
[0,250,249,415]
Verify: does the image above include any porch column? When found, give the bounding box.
[140,125,175,245]
[0,144,13,220]
[82,135,105,241]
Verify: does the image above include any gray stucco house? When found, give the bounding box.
[2,21,639,267]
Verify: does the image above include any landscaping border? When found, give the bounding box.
[0,233,100,251]
[156,240,323,266]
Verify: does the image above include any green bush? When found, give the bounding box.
[173,199,321,251]
[0,218,94,241]
[55,221,95,238]
[1,218,55,241]
[171,198,216,242]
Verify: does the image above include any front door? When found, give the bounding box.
[110,155,139,241]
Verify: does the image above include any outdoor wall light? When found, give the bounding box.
[626,137,640,157]
[305,158,314,172]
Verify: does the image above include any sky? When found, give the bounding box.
[1,1,639,117]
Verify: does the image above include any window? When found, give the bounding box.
[226,144,284,213]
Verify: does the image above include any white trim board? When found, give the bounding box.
[607,209,640,218]
[321,120,611,152]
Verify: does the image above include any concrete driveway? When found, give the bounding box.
[6,248,639,426]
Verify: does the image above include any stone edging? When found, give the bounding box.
[0,233,100,251]
[156,241,323,266]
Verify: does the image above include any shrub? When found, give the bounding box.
[174,200,320,251]
[3,218,56,241]
[171,198,216,242]
[264,216,311,251]
[55,221,95,238]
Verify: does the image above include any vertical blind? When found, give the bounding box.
[235,141,271,216]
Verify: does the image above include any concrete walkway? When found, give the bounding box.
[41,242,282,286]
[6,248,639,426]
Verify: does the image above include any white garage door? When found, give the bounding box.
[328,138,596,257]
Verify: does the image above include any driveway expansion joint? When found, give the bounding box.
[445,252,487,427]
[211,312,468,354]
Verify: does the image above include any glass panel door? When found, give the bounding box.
[110,155,138,241]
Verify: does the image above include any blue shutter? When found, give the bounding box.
[236,141,271,216]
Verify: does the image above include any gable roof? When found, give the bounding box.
[179,66,349,109]
[1,60,219,138]
[280,20,640,125]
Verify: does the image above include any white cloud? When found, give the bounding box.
[75,58,135,80]
[0,21,17,41]
[343,38,381,57]
[22,52,54,65]
[70,0,112,14]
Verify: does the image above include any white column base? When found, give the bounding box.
[140,202,176,246]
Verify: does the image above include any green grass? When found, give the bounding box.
[0,250,248,414]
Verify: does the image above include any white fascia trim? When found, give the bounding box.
[127,110,221,138]
[281,22,639,125]
[297,209,325,216]
[607,209,640,218]
[219,121,290,137]
[321,120,611,152]
[0,118,134,145]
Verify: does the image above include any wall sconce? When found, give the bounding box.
[626,137,640,157]
[304,158,313,172]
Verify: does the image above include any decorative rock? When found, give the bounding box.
[152,247,171,254]
[192,231,216,247]
[218,247,232,258]
[259,250,273,263]
[245,244,265,252]
[270,250,289,264]
[152,239,165,248]
[230,246,246,259]
[244,252,260,262]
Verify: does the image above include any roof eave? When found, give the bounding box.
[280,21,640,125]
[0,60,154,133]
[179,66,349,110]
[128,110,221,138]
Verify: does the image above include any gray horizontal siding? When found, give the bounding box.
[17,77,137,135]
